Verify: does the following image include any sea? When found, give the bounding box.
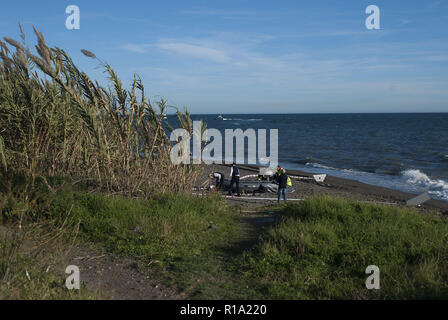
[171,113,448,202]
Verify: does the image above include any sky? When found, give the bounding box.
[1,0,447,114]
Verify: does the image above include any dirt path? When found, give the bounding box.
[63,199,278,300]
[223,198,280,255]
[62,246,184,300]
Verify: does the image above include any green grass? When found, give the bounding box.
[236,196,448,299]
[3,189,448,299]
[49,190,244,297]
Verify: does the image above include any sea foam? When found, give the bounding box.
[401,169,448,201]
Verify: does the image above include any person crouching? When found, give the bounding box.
[213,172,225,190]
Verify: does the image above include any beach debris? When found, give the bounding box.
[406,192,431,206]
[240,174,258,180]
[223,195,303,201]
[289,174,327,183]
[242,170,327,183]
[259,167,275,176]
[313,174,327,183]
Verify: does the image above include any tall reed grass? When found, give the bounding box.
[0,26,200,206]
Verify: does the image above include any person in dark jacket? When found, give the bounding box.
[277,169,288,203]
[273,165,283,182]
[228,162,240,196]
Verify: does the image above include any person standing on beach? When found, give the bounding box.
[277,169,288,203]
[228,163,241,196]
[273,165,283,182]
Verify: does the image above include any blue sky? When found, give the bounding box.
[1,0,447,113]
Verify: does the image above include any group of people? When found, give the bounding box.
[212,164,290,203]
[211,162,241,196]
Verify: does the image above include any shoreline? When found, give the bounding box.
[202,163,448,214]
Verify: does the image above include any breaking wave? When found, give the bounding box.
[301,163,448,201]
[305,162,335,170]
[400,169,448,201]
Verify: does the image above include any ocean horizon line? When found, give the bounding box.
[174,112,448,116]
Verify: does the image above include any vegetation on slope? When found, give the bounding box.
[237,197,448,299]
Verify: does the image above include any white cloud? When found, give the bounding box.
[155,41,231,63]
[120,31,448,112]
[122,43,150,54]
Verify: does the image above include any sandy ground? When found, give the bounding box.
[200,164,448,214]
